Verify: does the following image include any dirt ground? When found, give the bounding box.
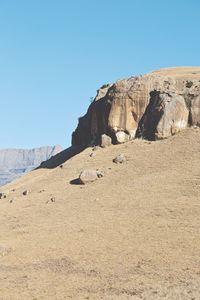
[0,127,200,299]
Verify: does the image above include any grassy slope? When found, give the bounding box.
[150,66,200,79]
[0,127,200,299]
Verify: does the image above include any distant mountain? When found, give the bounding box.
[0,145,63,187]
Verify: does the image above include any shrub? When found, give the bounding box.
[186,81,193,88]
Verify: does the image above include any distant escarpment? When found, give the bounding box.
[72,67,200,146]
[0,145,63,187]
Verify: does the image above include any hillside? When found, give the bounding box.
[0,145,63,187]
[0,126,200,299]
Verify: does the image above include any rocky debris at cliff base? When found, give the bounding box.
[89,151,97,157]
[92,146,100,151]
[90,146,100,157]
[116,131,130,144]
[90,150,98,157]
[100,134,112,148]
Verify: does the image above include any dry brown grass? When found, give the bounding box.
[1,127,200,299]
[150,66,200,80]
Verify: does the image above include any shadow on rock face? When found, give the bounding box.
[36,145,86,170]
[136,91,164,140]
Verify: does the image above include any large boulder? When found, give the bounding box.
[100,134,112,148]
[72,67,200,146]
[79,169,98,184]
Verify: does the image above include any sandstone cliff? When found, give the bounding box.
[72,67,200,145]
[0,145,63,186]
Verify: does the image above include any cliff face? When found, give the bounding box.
[72,67,200,145]
[0,145,63,187]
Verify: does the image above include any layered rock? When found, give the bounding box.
[72,67,200,146]
[0,145,63,187]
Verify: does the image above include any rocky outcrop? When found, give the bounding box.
[137,91,189,140]
[72,67,200,146]
[0,145,63,187]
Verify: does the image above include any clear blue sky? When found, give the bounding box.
[0,0,199,149]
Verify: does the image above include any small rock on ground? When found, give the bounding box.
[23,190,30,196]
[96,169,104,178]
[90,151,97,157]
[0,190,9,199]
[10,197,17,203]
[92,146,99,151]
[113,153,127,164]
[46,196,56,203]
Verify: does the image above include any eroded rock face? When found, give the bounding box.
[72,68,200,146]
[189,95,200,126]
[137,91,189,140]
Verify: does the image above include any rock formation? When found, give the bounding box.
[72,67,200,146]
[0,145,63,187]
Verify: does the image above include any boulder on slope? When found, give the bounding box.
[79,169,98,184]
